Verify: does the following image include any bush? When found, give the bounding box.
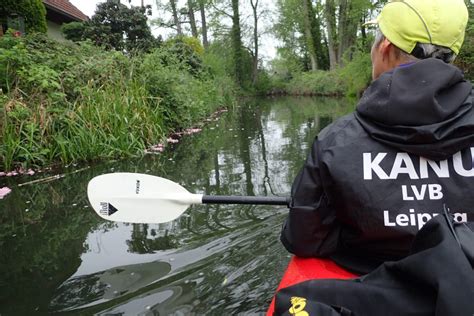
[161,36,205,76]
[338,50,372,98]
[284,70,346,96]
[0,32,28,91]
[166,36,205,56]
[139,46,235,130]
[253,70,274,95]
[60,22,87,43]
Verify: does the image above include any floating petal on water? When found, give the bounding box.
[0,187,12,199]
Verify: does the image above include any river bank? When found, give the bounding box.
[0,33,237,172]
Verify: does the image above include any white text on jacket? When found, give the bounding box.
[363,148,474,180]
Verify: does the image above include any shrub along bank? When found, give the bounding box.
[0,33,237,171]
[267,50,372,98]
[268,19,473,99]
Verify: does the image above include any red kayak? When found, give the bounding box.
[266,257,358,315]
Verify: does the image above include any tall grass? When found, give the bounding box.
[0,33,236,170]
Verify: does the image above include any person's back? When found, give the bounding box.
[280,0,474,274]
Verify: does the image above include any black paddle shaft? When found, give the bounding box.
[202,195,290,206]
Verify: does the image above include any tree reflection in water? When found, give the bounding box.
[127,224,180,254]
[50,261,172,312]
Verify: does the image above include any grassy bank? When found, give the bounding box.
[268,42,473,98]
[267,51,372,98]
[0,33,237,171]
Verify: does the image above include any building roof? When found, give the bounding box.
[43,0,89,22]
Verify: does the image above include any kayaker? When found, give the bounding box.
[280,0,473,274]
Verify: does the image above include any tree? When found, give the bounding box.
[275,0,377,71]
[154,0,208,44]
[154,0,184,36]
[302,0,318,71]
[250,0,260,84]
[64,0,157,52]
[198,0,209,47]
[0,0,47,34]
[187,0,198,37]
[325,0,374,69]
[274,0,328,72]
[170,0,183,35]
[325,0,338,69]
[274,0,305,69]
[231,0,244,84]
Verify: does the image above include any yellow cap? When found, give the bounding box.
[368,0,468,54]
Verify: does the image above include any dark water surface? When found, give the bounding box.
[0,97,352,315]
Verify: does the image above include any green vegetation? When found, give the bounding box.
[0,33,236,170]
[269,49,371,98]
[283,71,345,96]
[270,0,473,97]
[62,1,159,53]
[455,1,474,81]
[0,0,262,170]
[0,0,47,34]
[1,0,472,169]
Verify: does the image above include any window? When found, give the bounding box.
[7,14,25,35]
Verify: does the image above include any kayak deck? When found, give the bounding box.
[266,257,358,315]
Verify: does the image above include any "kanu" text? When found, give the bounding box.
[364,148,474,180]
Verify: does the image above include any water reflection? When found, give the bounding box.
[0,97,352,315]
[52,261,172,311]
[128,225,180,254]
[97,284,195,316]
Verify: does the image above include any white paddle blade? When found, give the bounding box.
[87,173,203,224]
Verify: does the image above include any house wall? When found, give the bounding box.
[46,20,67,42]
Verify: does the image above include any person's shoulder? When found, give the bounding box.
[318,112,361,145]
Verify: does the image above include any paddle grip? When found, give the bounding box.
[202,195,289,206]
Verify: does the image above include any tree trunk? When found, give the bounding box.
[170,0,182,35]
[360,17,367,43]
[302,0,318,71]
[325,0,338,69]
[231,0,243,84]
[312,6,328,70]
[250,0,259,84]
[199,0,209,47]
[338,0,363,64]
[187,0,198,38]
[337,0,348,64]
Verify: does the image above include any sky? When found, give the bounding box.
[69,0,278,60]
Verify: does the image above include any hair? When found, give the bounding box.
[374,29,457,63]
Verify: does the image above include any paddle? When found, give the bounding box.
[87,173,290,224]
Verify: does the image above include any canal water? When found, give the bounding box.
[0,97,352,315]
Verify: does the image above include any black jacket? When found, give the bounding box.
[275,215,474,316]
[280,59,474,274]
